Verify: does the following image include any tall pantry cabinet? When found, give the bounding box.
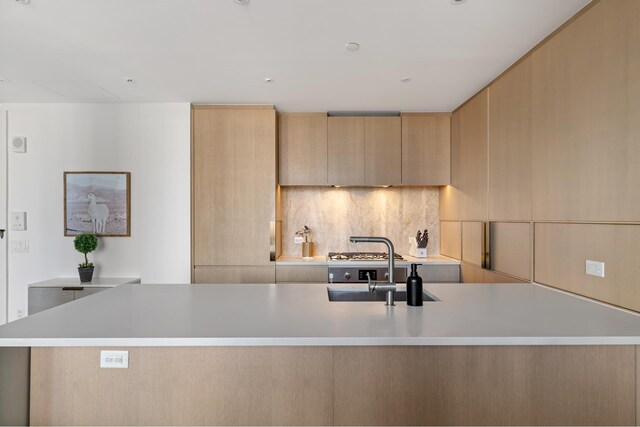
[191,105,278,283]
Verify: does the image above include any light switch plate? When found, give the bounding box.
[586,260,605,278]
[11,241,29,253]
[294,236,304,244]
[100,350,129,368]
[11,211,26,231]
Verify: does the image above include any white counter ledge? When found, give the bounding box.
[1,282,639,347]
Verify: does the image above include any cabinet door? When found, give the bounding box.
[440,221,461,260]
[461,221,484,267]
[416,265,460,283]
[489,58,532,221]
[192,106,276,267]
[328,117,365,185]
[28,288,74,315]
[279,113,328,185]
[74,287,109,300]
[401,114,450,185]
[531,1,639,222]
[491,222,531,281]
[193,266,276,284]
[458,90,488,221]
[275,266,328,283]
[439,111,461,221]
[364,117,401,185]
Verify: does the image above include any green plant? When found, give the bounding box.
[74,233,98,268]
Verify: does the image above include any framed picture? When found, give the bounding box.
[64,172,131,237]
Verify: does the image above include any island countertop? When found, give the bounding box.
[1,282,639,347]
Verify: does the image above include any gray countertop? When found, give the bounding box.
[1,282,640,347]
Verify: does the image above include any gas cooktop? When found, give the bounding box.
[328,252,405,261]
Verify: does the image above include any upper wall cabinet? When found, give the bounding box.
[328,117,366,185]
[457,89,489,221]
[327,116,402,186]
[364,117,402,185]
[531,0,640,222]
[279,113,328,185]
[287,113,450,187]
[401,113,450,185]
[439,111,461,221]
[489,58,532,221]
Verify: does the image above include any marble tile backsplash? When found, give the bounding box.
[281,187,440,257]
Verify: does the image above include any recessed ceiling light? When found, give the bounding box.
[124,77,136,84]
[345,42,360,52]
[15,0,30,4]
[234,0,249,4]
[451,0,466,4]
[401,78,412,83]
[264,78,273,83]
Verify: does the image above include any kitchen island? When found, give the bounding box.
[1,282,639,426]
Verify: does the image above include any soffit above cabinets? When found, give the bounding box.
[0,0,590,110]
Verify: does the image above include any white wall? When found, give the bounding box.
[0,108,7,325]
[4,103,191,322]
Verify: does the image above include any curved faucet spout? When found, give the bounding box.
[349,236,396,306]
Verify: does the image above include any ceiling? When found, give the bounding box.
[0,0,590,111]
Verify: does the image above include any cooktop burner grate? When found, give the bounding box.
[328,252,405,261]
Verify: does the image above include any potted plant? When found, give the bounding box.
[74,233,98,282]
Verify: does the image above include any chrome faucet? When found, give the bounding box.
[349,236,396,306]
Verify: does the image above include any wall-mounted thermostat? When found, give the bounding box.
[11,211,26,231]
[12,136,27,153]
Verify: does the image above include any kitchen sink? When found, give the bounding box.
[327,286,438,302]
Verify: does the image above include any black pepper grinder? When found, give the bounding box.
[406,264,423,306]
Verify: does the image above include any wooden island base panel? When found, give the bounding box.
[30,346,638,426]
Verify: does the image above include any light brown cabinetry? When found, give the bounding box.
[491,222,531,281]
[31,346,636,426]
[441,91,488,222]
[192,105,277,283]
[279,113,328,185]
[458,89,489,221]
[328,116,403,186]
[275,265,328,283]
[461,221,484,267]
[535,222,640,312]
[531,0,640,222]
[440,221,461,260]
[328,117,365,185]
[401,113,450,185]
[364,117,402,185]
[439,110,461,221]
[489,58,532,221]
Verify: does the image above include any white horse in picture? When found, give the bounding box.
[87,193,109,234]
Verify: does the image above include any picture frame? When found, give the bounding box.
[64,172,131,237]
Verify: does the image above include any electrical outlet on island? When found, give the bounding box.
[586,260,605,278]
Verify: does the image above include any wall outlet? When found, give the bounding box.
[294,236,304,245]
[11,240,29,253]
[586,260,605,278]
[100,350,129,369]
[16,309,24,319]
[11,211,26,231]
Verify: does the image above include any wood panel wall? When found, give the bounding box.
[441,0,640,309]
[531,0,640,222]
[535,223,640,312]
[30,346,637,426]
[440,221,461,260]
